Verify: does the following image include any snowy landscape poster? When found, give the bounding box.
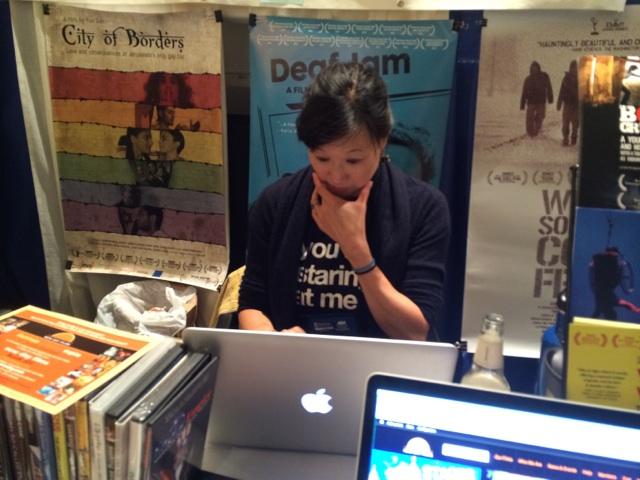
[463,7,640,356]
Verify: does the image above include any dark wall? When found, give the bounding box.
[437,11,483,343]
[0,2,49,310]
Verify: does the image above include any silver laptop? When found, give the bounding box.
[182,328,458,457]
[357,374,640,479]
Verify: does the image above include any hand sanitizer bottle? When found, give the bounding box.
[460,313,511,391]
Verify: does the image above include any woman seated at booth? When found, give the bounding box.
[238,62,450,340]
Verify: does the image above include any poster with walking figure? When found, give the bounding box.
[248,15,457,203]
[463,8,640,356]
[520,60,554,138]
[44,5,227,289]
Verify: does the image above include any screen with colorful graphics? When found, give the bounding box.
[357,375,640,480]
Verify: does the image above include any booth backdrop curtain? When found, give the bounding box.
[2,0,633,328]
[0,1,49,311]
[3,1,450,323]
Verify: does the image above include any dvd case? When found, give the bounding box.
[142,355,219,480]
[127,352,210,480]
[577,55,640,211]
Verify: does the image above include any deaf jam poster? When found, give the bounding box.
[248,15,457,203]
[464,8,640,356]
[44,5,227,290]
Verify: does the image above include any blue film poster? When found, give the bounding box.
[570,207,640,324]
[248,16,457,203]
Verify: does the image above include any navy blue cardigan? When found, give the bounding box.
[238,161,450,339]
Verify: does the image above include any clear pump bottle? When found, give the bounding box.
[460,313,511,391]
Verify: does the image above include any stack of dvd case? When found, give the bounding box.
[0,306,219,480]
[565,55,640,409]
[570,55,640,324]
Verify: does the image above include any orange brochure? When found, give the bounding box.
[0,305,156,415]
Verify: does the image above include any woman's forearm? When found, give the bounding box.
[357,269,429,340]
[238,309,276,331]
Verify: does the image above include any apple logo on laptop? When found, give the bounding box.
[300,388,333,414]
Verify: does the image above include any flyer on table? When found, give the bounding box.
[567,316,640,411]
[0,305,155,415]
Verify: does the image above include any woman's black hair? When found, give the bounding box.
[119,127,149,161]
[296,62,391,150]
[163,129,186,154]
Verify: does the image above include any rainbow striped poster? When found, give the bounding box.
[44,5,227,289]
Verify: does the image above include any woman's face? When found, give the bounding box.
[308,129,385,200]
[159,74,179,106]
[159,130,177,156]
[130,130,152,158]
[157,106,175,127]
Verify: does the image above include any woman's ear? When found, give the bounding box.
[378,137,389,162]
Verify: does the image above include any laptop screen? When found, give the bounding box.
[356,375,640,480]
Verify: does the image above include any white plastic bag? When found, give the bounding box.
[95,280,196,336]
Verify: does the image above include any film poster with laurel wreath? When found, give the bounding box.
[248,15,457,203]
[43,5,227,290]
[464,8,640,356]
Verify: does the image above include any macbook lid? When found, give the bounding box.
[182,328,458,456]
